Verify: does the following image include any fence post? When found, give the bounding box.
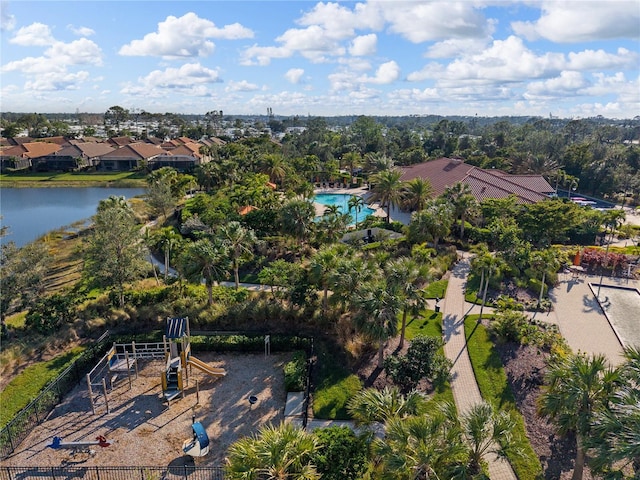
[33,401,40,425]
[95,465,100,480]
[102,378,109,414]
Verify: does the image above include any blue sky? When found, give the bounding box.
[1,1,639,118]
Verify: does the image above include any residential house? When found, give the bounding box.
[399,158,554,204]
[148,142,203,171]
[98,143,167,171]
[0,142,62,171]
[33,142,115,171]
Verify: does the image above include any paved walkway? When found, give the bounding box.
[442,254,517,480]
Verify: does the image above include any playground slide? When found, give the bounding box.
[188,356,227,378]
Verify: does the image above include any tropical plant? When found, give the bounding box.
[385,256,429,348]
[407,199,454,249]
[348,195,365,226]
[226,422,320,480]
[539,353,619,480]
[219,221,258,289]
[347,386,425,426]
[280,199,316,244]
[353,281,402,368]
[371,403,467,480]
[369,169,404,223]
[444,182,478,239]
[311,426,370,480]
[529,247,561,307]
[177,238,229,306]
[587,346,640,478]
[152,227,183,281]
[401,177,433,213]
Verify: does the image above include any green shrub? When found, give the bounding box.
[284,351,307,392]
[384,335,451,391]
[312,426,371,480]
[313,374,362,420]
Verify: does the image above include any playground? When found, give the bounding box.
[2,320,293,468]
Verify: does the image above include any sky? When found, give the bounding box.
[1,1,639,118]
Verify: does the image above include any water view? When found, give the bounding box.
[0,187,145,247]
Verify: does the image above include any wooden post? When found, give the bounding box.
[132,341,139,377]
[125,350,132,390]
[196,380,200,405]
[87,374,96,415]
[102,378,109,414]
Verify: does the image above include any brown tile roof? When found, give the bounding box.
[400,158,552,204]
[100,143,166,160]
[21,142,62,158]
[108,136,134,147]
[168,143,202,158]
[75,142,115,158]
[45,136,71,146]
[0,145,27,157]
[400,158,473,197]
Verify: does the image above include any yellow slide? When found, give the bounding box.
[188,356,227,378]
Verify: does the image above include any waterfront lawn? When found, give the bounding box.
[0,171,147,186]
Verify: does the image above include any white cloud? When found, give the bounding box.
[525,71,588,99]
[512,1,640,43]
[225,80,259,92]
[285,68,305,84]
[378,1,492,43]
[425,38,488,59]
[1,1,15,31]
[119,12,253,58]
[297,1,383,36]
[25,70,90,91]
[359,60,400,84]
[349,34,377,56]
[120,63,222,97]
[10,22,55,46]
[67,24,95,37]
[567,48,638,71]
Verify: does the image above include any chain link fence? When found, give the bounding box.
[0,465,225,480]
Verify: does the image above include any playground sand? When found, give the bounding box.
[1,351,292,468]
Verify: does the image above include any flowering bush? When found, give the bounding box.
[580,248,629,275]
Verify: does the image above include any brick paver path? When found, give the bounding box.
[442,254,517,480]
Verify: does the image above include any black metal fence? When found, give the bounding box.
[0,465,225,480]
[0,333,111,460]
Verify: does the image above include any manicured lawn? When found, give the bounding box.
[424,279,448,299]
[0,346,86,428]
[0,171,146,187]
[464,314,542,480]
[312,342,362,419]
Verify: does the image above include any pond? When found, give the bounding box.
[1,187,145,247]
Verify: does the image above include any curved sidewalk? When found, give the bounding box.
[442,254,517,480]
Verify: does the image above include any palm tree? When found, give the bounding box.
[385,256,429,349]
[371,404,467,479]
[530,247,561,308]
[348,195,365,227]
[226,422,320,480]
[588,347,640,477]
[369,169,403,223]
[401,177,433,212]
[458,402,517,474]
[353,281,402,368]
[219,221,258,290]
[329,257,379,313]
[177,238,229,306]
[407,199,454,249]
[347,386,425,426]
[309,245,341,316]
[279,199,316,245]
[444,182,477,239]
[539,353,619,480]
[152,227,182,282]
[260,153,288,186]
[323,204,341,216]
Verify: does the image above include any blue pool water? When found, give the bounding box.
[314,193,375,222]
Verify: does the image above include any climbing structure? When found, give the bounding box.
[161,317,226,405]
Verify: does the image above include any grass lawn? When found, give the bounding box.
[0,171,147,187]
[464,314,542,480]
[424,279,448,299]
[0,346,86,428]
[312,341,362,420]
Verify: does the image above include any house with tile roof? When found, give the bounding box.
[0,142,62,171]
[399,158,554,204]
[98,143,167,171]
[34,142,115,171]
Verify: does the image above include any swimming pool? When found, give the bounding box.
[314,193,375,222]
